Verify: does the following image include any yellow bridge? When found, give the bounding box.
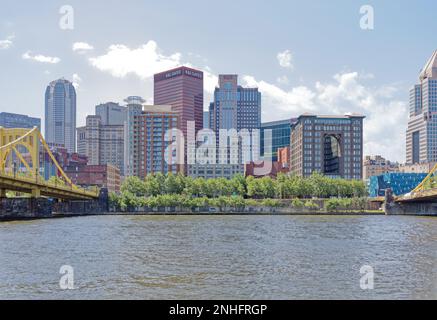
[0,127,99,200]
[369,163,437,204]
[395,163,437,202]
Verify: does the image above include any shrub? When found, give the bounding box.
[291,199,305,208]
[261,198,281,207]
[245,199,258,207]
[304,200,319,210]
[326,198,340,212]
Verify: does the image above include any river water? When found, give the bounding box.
[0,215,436,300]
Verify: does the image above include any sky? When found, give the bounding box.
[0,0,436,162]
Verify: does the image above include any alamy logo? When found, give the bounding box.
[163,121,273,174]
[59,265,75,290]
[360,265,374,290]
[59,5,74,30]
[360,5,375,30]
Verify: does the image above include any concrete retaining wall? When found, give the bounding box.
[0,198,52,220]
[383,188,437,216]
[385,201,437,216]
[0,188,109,221]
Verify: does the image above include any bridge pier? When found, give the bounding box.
[384,188,437,216]
[31,188,41,198]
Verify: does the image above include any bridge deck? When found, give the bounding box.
[396,188,437,203]
[0,172,99,200]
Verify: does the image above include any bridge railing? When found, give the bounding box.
[0,127,100,198]
[0,170,99,197]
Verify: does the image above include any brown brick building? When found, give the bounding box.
[290,114,365,180]
[64,164,121,193]
[133,105,181,178]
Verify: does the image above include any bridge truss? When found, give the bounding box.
[0,127,99,199]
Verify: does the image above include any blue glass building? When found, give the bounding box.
[406,50,437,164]
[368,173,427,197]
[45,79,77,153]
[260,118,296,161]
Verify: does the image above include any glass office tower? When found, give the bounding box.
[406,50,437,164]
[45,79,77,153]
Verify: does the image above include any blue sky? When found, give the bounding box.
[0,0,436,162]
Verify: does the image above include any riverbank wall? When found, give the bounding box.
[0,199,383,221]
[0,189,109,221]
[0,198,106,221]
[383,189,437,216]
[384,201,437,216]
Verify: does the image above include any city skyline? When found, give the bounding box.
[1,1,437,162]
[1,2,437,303]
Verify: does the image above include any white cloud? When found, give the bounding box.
[89,41,181,79]
[277,49,293,69]
[72,73,82,89]
[88,40,218,106]
[242,72,408,162]
[0,35,14,49]
[72,42,94,54]
[22,51,60,64]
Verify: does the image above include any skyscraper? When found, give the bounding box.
[154,66,204,147]
[95,102,126,126]
[406,50,437,164]
[209,75,261,134]
[45,79,77,153]
[202,74,261,178]
[77,102,125,176]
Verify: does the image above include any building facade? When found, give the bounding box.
[277,146,290,168]
[187,164,243,179]
[41,146,88,180]
[77,114,125,176]
[0,112,41,130]
[64,163,121,193]
[123,96,145,177]
[363,155,399,180]
[205,74,261,178]
[95,102,126,126]
[368,173,427,198]
[45,79,76,153]
[154,66,204,148]
[133,105,180,178]
[406,50,437,164]
[399,161,436,174]
[203,111,209,129]
[209,74,261,135]
[290,114,365,180]
[260,119,296,161]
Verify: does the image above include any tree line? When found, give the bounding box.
[113,172,366,201]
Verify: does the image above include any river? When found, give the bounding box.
[0,215,436,299]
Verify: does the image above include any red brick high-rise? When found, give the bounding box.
[154,66,204,145]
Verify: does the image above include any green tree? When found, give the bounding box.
[230,174,247,197]
[121,176,146,196]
